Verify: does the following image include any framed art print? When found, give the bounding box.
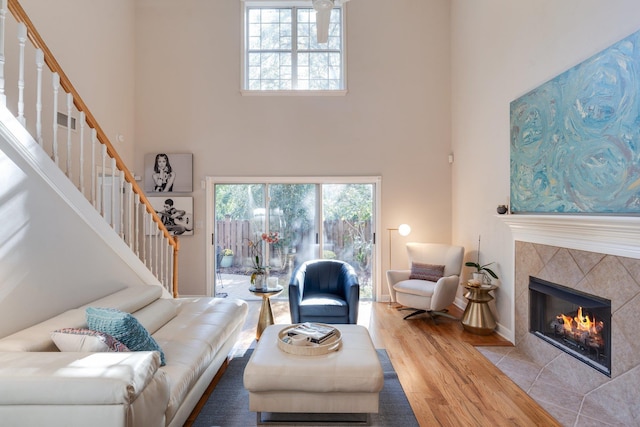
[144,153,193,193]
[147,196,194,236]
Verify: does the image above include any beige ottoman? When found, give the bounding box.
[243,324,384,424]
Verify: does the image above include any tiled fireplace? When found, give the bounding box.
[503,215,640,425]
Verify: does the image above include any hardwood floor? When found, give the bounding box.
[362,302,560,427]
[192,299,561,426]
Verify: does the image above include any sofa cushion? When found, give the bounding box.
[79,285,164,313]
[86,307,166,365]
[51,328,130,352]
[132,298,178,334]
[409,262,445,282]
[0,351,164,405]
[0,309,86,352]
[153,297,248,422]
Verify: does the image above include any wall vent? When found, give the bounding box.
[57,112,77,130]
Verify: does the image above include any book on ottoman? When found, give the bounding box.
[287,322,337,344]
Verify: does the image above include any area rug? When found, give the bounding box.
[193,349,418,426]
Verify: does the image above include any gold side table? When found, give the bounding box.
[249,284,283,341]
[461,283,497,335]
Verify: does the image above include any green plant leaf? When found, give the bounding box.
[483,267,499,279]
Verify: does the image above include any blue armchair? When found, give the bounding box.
[288,259,360,324]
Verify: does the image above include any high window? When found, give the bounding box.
[242,2,346,93]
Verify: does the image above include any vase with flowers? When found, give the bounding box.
[248,231,279,289]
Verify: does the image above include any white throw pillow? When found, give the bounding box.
[51,328,130,352]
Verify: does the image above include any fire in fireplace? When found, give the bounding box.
[529,276,611,377]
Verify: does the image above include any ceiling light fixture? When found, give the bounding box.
[312,0,349,44]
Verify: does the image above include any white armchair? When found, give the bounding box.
[386,242,464,322]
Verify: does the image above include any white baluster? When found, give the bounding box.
[16,23,26,126]
[111,157,116,228]
[126,181,134,246]
[160,237,167,288]
[167,245,172,292]
[119,170,125,237]
[123,180,130,243]
[66,93,72,179]
[169,245,174,294]
[91,128,97,207]
[138,209,147,265]
[149,216,154,273]
[155,229,160,278]
[142,213,153,268]
[100,144,106,217]
[35,49,44,146]
[52,73,60,165]
[156,232,161,278]
[134,193,140,255]
[167,243,172,290]
[0,0,6,107]
[79,112,85,194]
[160,236,164,283]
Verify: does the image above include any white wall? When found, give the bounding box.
[19,0,136,165]
[451,0,640,340]
[133,0,453,295]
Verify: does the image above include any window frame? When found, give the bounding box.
[240,0,348,96]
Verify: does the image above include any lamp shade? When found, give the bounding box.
[398,224,411,237]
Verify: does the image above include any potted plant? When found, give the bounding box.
[465,235,499,284]
[220,248,234,268]
[465,260,499,284]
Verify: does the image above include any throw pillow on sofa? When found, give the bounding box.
[86,307,166,365]
[51,328,130,352]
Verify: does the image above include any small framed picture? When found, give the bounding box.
[144,153,193,193]
[147,196,194,236]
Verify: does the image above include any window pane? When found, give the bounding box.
[248,9,261,24]
[261,9,280,23]
[245,5,344,91]
[247,51,292,91]
[280,9,292,23]
[309,53,327,79]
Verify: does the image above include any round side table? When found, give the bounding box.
[249,284,283,341]
[461,283,498,335]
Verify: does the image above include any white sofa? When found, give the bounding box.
[0,285,248,427]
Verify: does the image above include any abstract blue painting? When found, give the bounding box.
[510,30,640,214]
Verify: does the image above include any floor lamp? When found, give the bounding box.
[387,223,411,269]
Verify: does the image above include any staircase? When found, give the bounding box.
[0,0,179,333]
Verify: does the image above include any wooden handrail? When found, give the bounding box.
[7,0,179,296]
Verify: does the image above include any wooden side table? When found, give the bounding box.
[461,283,497,335]
[249,285,283,341]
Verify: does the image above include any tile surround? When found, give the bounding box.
[482,241,640,426]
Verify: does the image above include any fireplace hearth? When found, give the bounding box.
[529,276,611,376]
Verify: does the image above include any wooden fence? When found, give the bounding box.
[215,218,372,270]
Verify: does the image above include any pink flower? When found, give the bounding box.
[261,231,279,244]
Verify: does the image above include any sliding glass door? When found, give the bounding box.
[322,184,374,298]
[213,183,317,292]
[207,177,379,300]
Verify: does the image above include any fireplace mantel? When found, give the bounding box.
[501,214,640,259]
